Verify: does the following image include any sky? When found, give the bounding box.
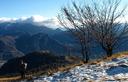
[0,0,73,18]
[0,0,128,23]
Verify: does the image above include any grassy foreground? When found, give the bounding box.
[0,51,128,82]
[0,56,84,82]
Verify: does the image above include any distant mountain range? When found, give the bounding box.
[0,22,77,60]
[0,36,24,60]
[0,22,59,36]
[15,33,67,54]
[0,21,128,60]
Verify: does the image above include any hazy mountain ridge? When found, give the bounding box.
[0,22,128,60]
[0,22,58,36]
[0,36,24,60]
[0,22,75,60]
[15,33,67,55]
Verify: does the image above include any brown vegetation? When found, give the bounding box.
[0,55,83,81]
[1,51,128,81]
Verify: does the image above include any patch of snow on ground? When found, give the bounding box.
[31,56,128,82]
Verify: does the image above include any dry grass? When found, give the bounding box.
[57,61,83,71]
[105,51,128,61]
[0,76,20,82]
[0,75,33,82]
[0,56,84,81]
[0,51,128,81]
[83,51,128,66]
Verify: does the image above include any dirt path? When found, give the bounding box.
[0,76,21,82]
[0,75,32,82]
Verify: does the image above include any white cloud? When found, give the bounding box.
[0,17,17,22]
[41,17,62,28]
[115,15,128,23]
[0,15,61,29]
[15,15,47,23]
[31,15,47,22]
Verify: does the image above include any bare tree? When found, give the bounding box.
[58,0,128,59]
[58,2,91,63]
[83,0,128,57]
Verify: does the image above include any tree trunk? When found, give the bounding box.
[106,48,113,57]
[85,50,89,63]
[80,42,85,63]
[81,48,86,63]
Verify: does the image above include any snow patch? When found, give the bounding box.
[21,56,128,82]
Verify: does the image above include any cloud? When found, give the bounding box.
[0,17,17,22]
[0,15,61,29]
[32,15,47,22]
[15,15,47,23]
[41,17,62,28]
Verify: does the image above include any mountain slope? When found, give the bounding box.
[0,51,81,76]
[0,22,70,60]
[15,33,67,55]
[31,52,128,82]
[0,22,56,36]
[0,36,24,60]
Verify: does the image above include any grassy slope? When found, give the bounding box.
[0,56,84,81]
[88,51,128,65]
[0,51,128,81]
